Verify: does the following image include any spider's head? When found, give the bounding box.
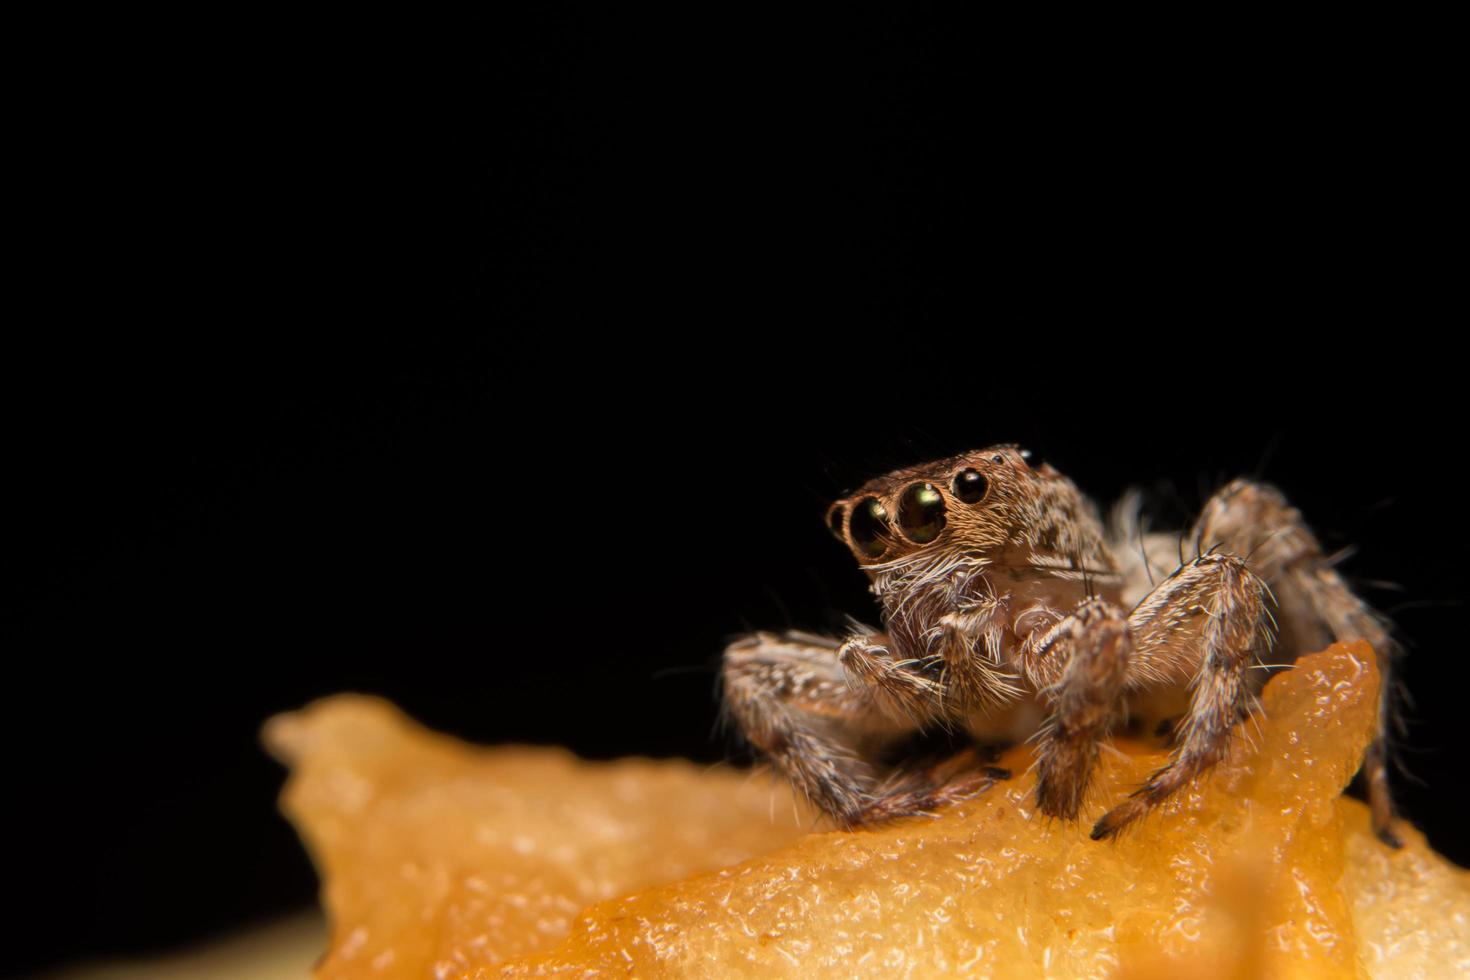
[825,445,1057,573]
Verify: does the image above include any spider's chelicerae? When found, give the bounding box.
[722,446,1401,844]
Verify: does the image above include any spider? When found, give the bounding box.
[722,446,1401,843]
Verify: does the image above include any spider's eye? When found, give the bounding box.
[953,468,989,504]
[1019,448,1044,470]
[825,503,847,541]
[897,483,946,543]
[849,497,891,558]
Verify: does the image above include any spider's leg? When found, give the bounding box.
[722,630,910,826]
[1092,553,1270,839]
[1194,478,1403,846]
[857,756,1012,824]
[837,629,1017,821]
[724,629,1012,828]
[1016,597,1132,821]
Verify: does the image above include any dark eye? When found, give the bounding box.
[897,483,946,543]
[953,468,989,504]
[1020,448,1043,469]
[825,503,847,541]
[849,497,891,558]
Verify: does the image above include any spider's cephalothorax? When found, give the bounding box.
[828,447,1116,699]
[723,445,1402,844]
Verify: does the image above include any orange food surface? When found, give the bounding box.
[269,643,1470,979]
[264,698,815,977]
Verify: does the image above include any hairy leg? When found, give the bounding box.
[859,754,1013,823]
[724,630,1010,827]
[844,599,1034,815]
[722,631,902,825]
[838,626,1019,819]
[1019,597,1132,820]
[1092,553,1271,839]
[1194,479,1403,845]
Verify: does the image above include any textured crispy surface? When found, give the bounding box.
[264,699,815,978]
[271,643,1470,979]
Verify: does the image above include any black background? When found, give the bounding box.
[6,14,1463,977]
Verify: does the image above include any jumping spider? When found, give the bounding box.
[722,446,1401,843]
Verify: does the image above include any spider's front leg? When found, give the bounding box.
[1091,553,1271,839]
[1017,598,1133,821]
[723,630,1007,828]
[723,631,901,825]
[1194,479,1403,846]
[840,628,1011,822]
[839,614,1016,823]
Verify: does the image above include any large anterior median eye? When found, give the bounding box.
[953,468,989,503]
[897,483,946,543]
[849,497,891,558]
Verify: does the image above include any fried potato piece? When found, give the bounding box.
[270,643,1470,979]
